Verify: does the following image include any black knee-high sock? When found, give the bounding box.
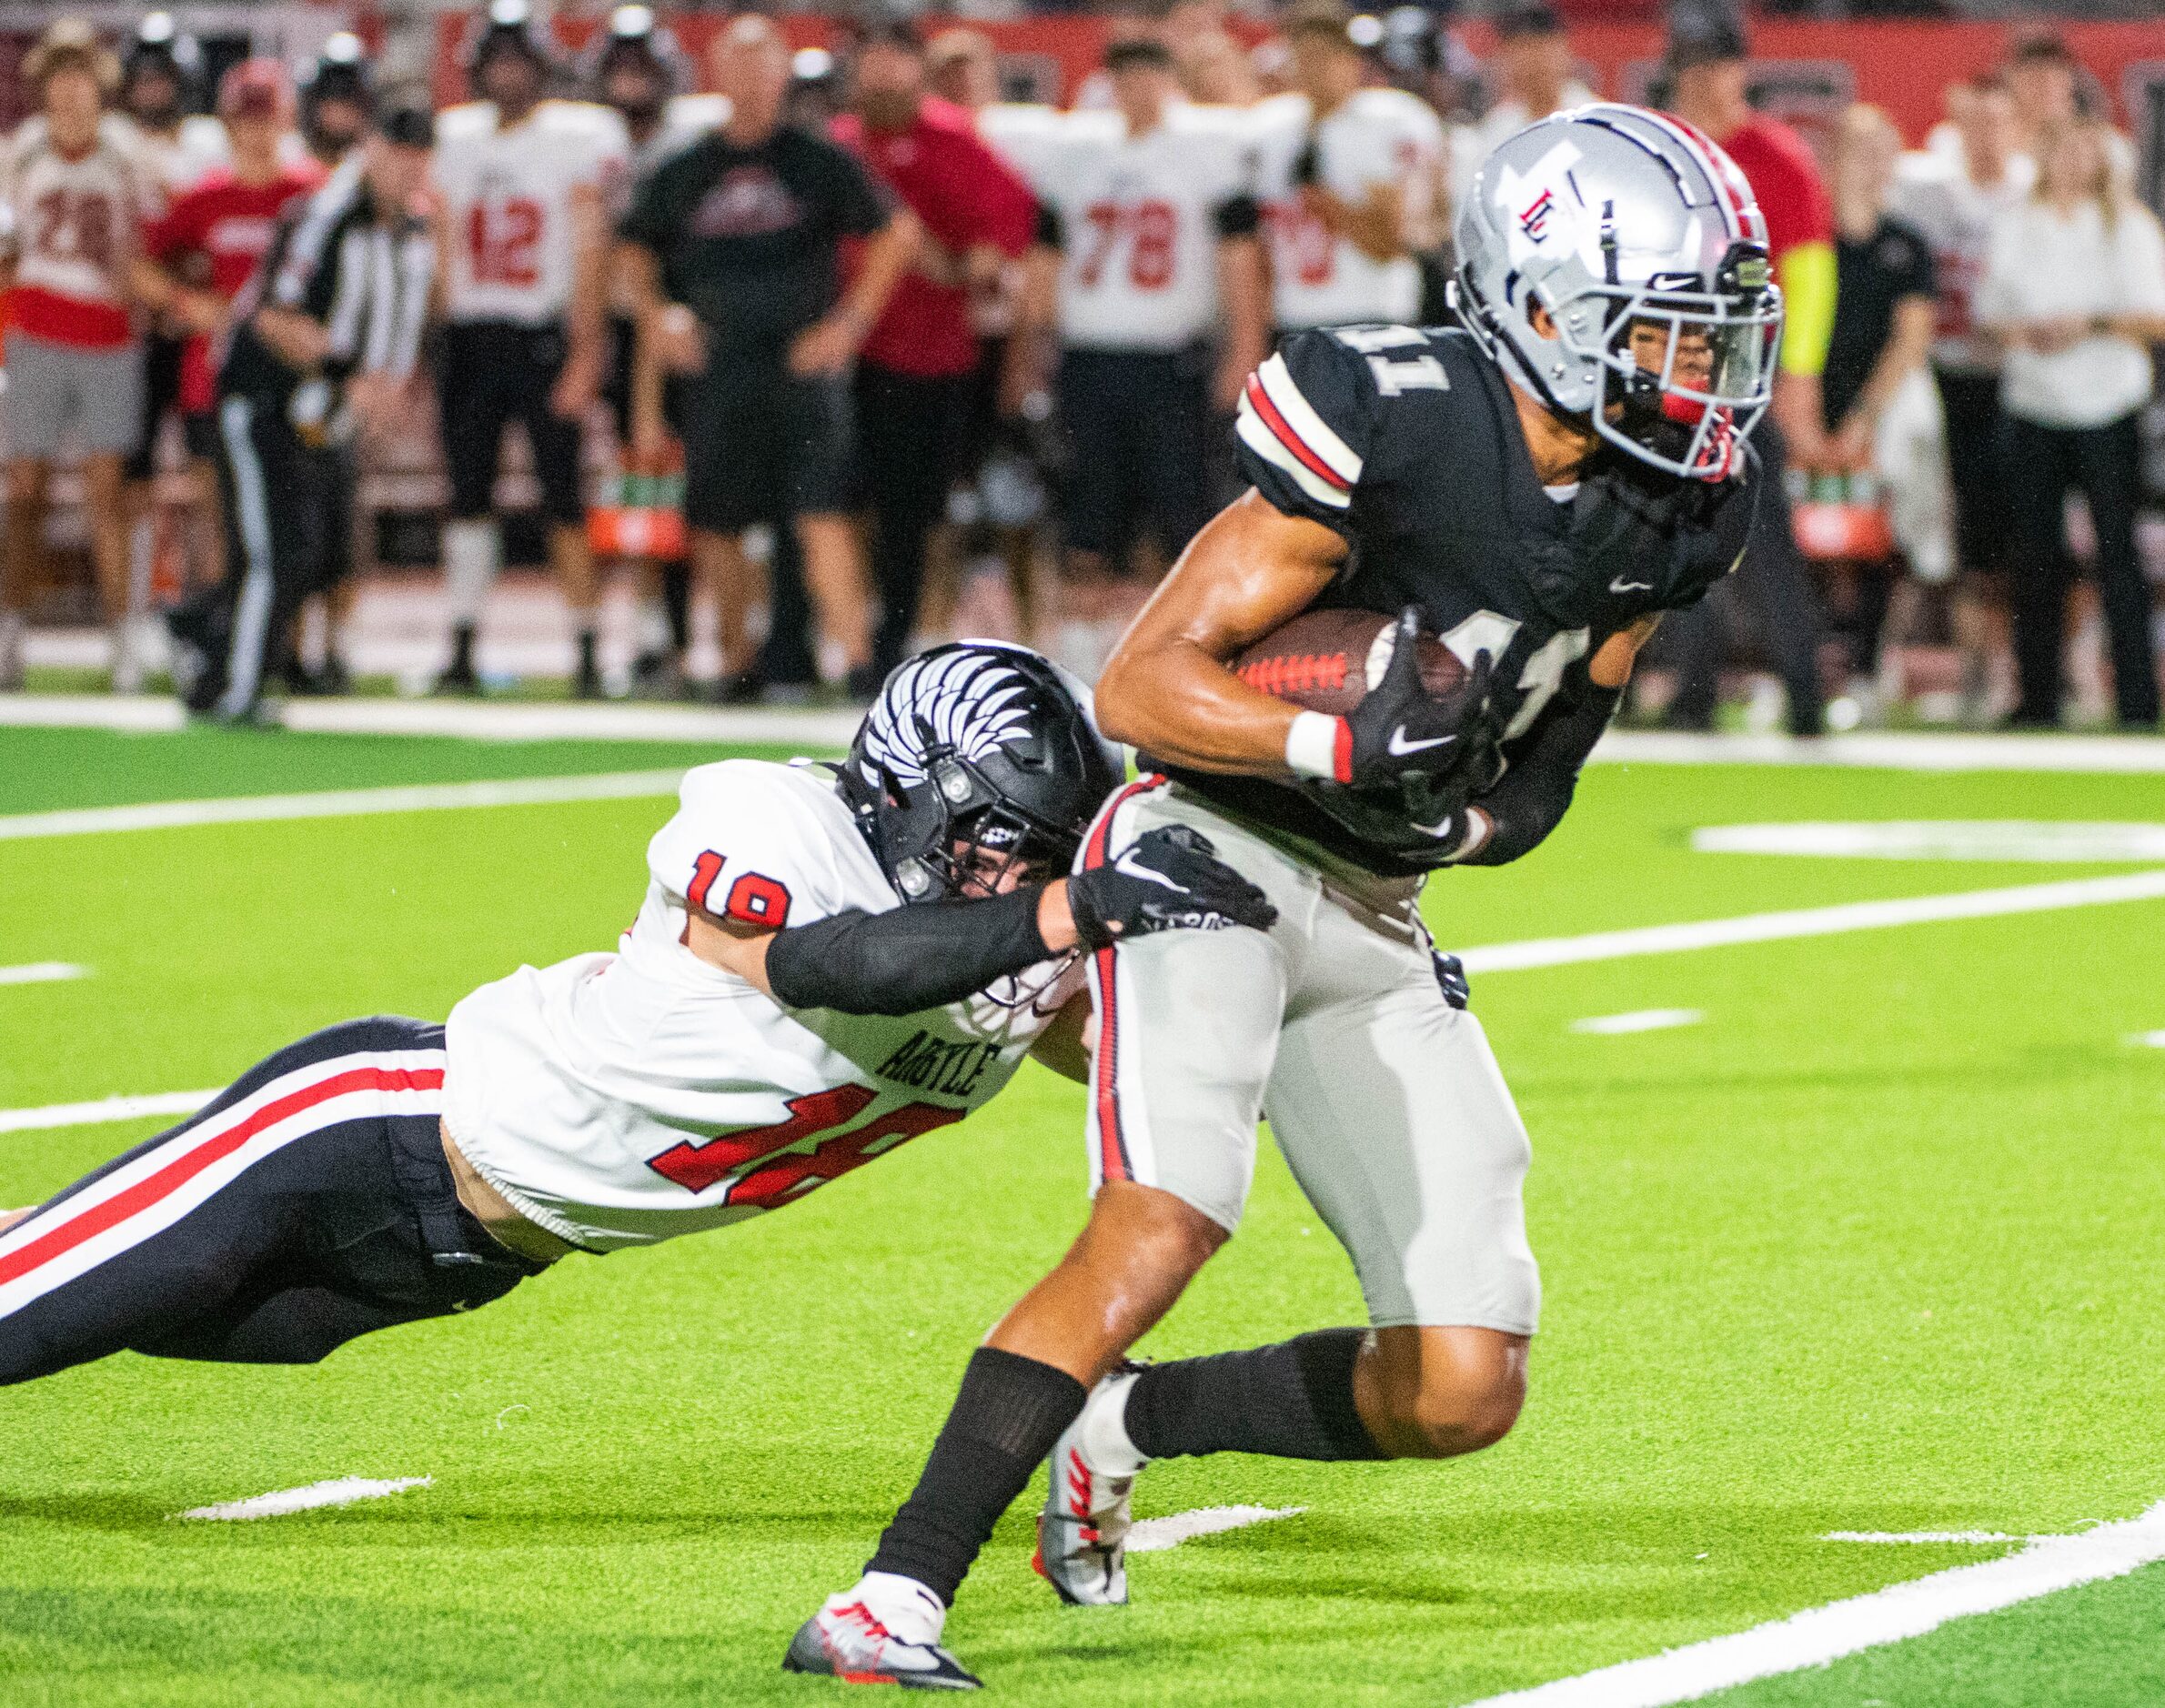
[1124,1329,1385,1462]
[868,1348,1086,1604]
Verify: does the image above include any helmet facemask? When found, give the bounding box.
[1551,243,1781,482]
[883,747,1082,906]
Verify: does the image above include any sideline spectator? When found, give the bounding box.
[1821,105,1938,706]
[118,15,226,685]
[992,37,1267,680]
[430,1,626,699]
[133,63,325,685]
[834,17,1035,677]
[1659,3,1827,736]
[1254,0,1445,335]
[0,21,160,694]
[620,15,918,702]
[298,34,373,171]
[592,4,719,698]
[1895,72,2029,721]
[164,107,437,724]
[1452,3,1592,210]
[1977,118,2165,730]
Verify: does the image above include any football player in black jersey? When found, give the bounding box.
[789,105,1781,1689]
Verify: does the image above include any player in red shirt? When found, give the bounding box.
[133,62,323,641]
[832,18,1036,677]
[1661,5,1828,736]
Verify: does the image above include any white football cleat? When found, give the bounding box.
[1034,1368,1145,1606]
[783,1573,980,1691]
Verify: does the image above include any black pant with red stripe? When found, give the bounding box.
[0,1017,540,1386]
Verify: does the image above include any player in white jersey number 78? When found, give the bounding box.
[0,645,1274,1406]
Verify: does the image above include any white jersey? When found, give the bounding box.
[0,116,161,339]
[1251,88,1444,329]
[434,98,629,325]
[1891,150,2033,376]
[443,759,1077,1252]
[989,103,1257,352]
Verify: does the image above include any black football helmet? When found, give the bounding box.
[301,33,375,159]
[122,14,202,126]
[838,643,1123,904]
[590,4,685,117]
[468,0,557,88]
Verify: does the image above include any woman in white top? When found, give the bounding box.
[1976,118,2165,728]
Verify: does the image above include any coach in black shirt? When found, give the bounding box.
[620,15,918,701]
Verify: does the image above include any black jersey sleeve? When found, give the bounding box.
[1663,451,1759,612]
[1458,674,1622,867]
[1233,327,1382,534]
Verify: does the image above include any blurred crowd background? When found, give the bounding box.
[2,0,2163,733]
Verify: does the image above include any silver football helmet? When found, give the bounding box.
[1454,103,1783,481]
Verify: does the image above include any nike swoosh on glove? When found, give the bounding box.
[1068,826,1277,949]
[1340,608,1499,792]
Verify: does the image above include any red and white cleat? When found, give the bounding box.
[783,1574,980,1691]
[1034,1369,1144,1606]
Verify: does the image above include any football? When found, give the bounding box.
[1230,608,1466,717]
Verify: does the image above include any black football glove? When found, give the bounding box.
[1067,826,1277,950]
[1341,608,1499,793]
[1431,950,1471,1010]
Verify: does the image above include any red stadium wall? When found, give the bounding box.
[431,12,2165,146]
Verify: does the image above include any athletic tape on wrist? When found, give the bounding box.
[1285,710,1350,783]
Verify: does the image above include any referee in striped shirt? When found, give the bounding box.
[166,104,437,723]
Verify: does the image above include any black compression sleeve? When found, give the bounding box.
[1462,685,1622,867]
[762,887,1052,1016]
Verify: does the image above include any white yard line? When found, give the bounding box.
[1461,1500,2165,1708]
[1127,1505,1305,1553]
[0,770,688,841]
[1591,729,2165,774]
[0,693,860,747]
[0,962,87,986]
[1693,820,2165,862]
[1824,1531,2027,1545]
[2130,1031,2165,1049]
[0,1090,215,1136]
[1455,870,2165,975]
[6,695,2165,770]
[176,1476,431,1522]
[1569,1009,1704,1035]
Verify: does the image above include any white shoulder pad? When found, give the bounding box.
[664,93,731,136]
[646,759,871,929]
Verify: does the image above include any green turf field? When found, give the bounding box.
[3,725,2163,1706]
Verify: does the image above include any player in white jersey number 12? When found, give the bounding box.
[0,644,1274,1394]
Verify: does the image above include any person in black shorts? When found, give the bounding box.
[618,15,919,703]
[1819,105,1937,697]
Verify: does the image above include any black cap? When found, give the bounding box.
[1666,0,1747,72]
[1103,36,1175,74]
[378,101,435,148]
[1493,1,1562,41]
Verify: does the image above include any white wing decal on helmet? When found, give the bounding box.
[857,648,1037,788]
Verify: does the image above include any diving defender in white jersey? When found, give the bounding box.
[0,646,1273,1386]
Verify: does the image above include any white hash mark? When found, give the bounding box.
[1126,1505,1306,1553]
[1569,1009,1704,1036]
[177,1476,432,1522]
